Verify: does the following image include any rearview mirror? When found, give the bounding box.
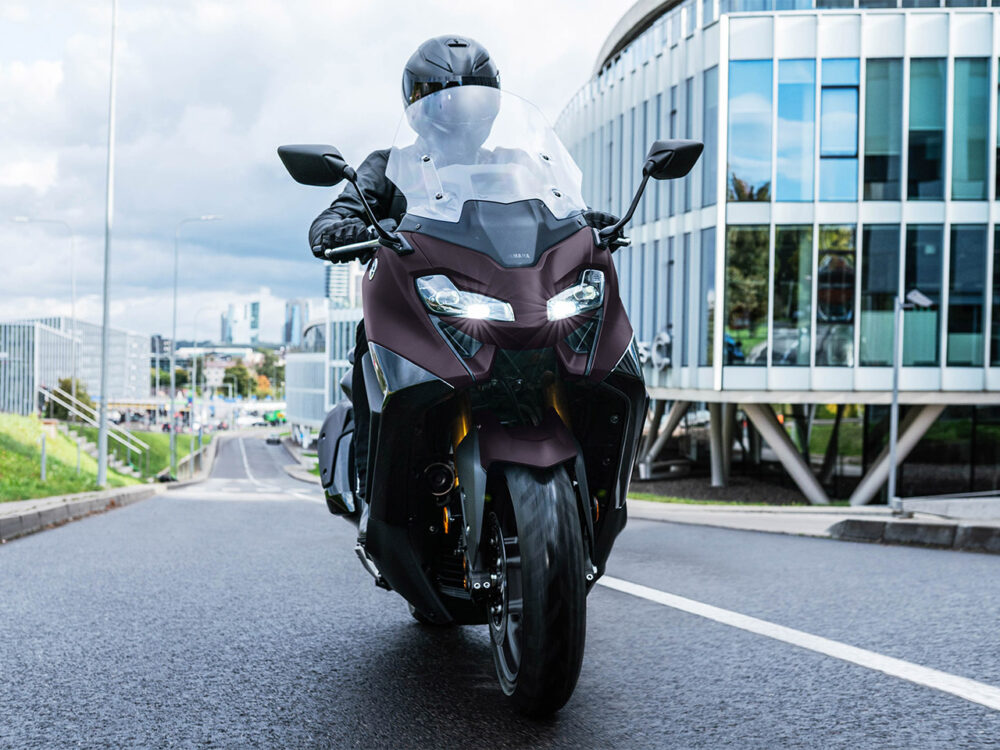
[643,139,704,181]
[277,144,355,187]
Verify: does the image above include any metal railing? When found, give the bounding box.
[38,385,150,474]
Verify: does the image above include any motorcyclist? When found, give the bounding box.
[309,35,620,520]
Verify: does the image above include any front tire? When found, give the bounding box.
[487,464,586,717]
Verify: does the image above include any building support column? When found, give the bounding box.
[638,400,689,480]
[743,402,830,506]
[848,403,946,507]
[709,402,726,487]
[641,399,666,456]
[722,402,736,482]
[818,404,844,485]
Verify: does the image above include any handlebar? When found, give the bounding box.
[322,238,380,263]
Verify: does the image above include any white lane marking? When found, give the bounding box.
[237,438,259,486]
[599,575,1000,713]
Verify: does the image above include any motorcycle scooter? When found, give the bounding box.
[279,86,701,716]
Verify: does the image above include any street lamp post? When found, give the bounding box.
[170,215,221,478]
[11,217,78,408]
[888,288,933,514]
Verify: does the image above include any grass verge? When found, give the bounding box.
[72,425,212,478]
[628,491,849,507]
[0,414,138,502]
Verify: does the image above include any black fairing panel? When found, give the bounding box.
[317,400,356,516]
[396,199,587,267]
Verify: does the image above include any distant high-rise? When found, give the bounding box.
[325,262,351,306]
[284,298,324,347]
[220,302,260,344]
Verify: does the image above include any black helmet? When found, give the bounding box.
[402,36,500,106]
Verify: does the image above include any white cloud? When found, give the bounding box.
[0,0,635,337]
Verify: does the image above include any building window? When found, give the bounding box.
[819,59,859,202]
[700,228,716,366]
[992,229,1000,366]
[816,225,856,366]
[669,85,678,216]
[908,59,946,200]
[776,59,816,202]
[952,59,989,201]
[864,59,903,201]
[948,225,988,366]
[682,233,690,366]
[703,66,718,207]
[685,76,694,212]
[724,225,769,365]
[903,225,943,366]
[727,60,772,201]
[773,226,813,365]
[860,225,900,366]
[654,93,664,218]
[702,0,716,25]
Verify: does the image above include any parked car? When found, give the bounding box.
[266,433,282,445]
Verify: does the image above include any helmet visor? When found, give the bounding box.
[406,75,500,105]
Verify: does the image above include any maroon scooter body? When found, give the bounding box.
[362,226,633,386]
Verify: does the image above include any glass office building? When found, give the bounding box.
[557,1,1000,504]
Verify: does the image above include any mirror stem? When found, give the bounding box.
[599,169,651,241]
[323,155,402,249]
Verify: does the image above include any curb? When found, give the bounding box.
[282,463,319,485]
[0,484,164,543]
[164,436,222,490]
[828,518,1000,554]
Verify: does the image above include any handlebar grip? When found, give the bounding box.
[323,238,380,263]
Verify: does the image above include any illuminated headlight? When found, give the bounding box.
[416,274,515,322]
[547,269,605,321]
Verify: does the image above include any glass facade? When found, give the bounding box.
[816,225,856,365]
[948,225,988,366]
[952,58,989,200]
[819,59,860,201]
[860,225,900,366]
[777,60,816,201]
[557,6,1000,396]
[908,58,946,200]
[864,59,903,200]
[728,60,772,201]
[903,225,943,366]
[773,226,813,364]
[724,226,769,364]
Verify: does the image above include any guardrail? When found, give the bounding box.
[38,385,150,474]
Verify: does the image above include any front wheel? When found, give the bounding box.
[485,464,586,716]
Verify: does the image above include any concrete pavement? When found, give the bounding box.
[627,498,1000,554]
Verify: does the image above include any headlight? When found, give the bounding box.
[416,274,515,322]
[547,269,605,321]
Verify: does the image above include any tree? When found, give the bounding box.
[224,361,255,398]
[50,377,94,421]
[255,347,284,394]
[256,374,272,397]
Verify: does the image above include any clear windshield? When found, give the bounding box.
[386,88,586,224]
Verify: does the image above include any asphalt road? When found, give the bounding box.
[2,436,1000,749]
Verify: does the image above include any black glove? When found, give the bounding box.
[320,217,368,250]
[582,209,620,232]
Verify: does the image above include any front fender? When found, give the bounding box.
[454,408,579,567]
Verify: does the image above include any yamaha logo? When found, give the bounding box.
[369,257,378,280]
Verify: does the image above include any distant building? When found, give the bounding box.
[283,298,325,347]
[0,321,75,415]
[325,261,364,308]
[220,302,260,344]
[2,316,146,412]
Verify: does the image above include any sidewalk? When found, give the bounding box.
[0,484,164,542]
[626,499,1000,554]
[280,437,320,485]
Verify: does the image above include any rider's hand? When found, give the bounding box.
[321,217,368,250]
[582,209,620,232]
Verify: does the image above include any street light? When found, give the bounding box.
[11,216,78,409]
[888,288,934,514]
[170,215,221,478]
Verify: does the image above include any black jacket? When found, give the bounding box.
[308,149,407,253]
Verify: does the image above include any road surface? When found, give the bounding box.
[2,436,999,748]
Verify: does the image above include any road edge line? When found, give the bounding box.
[598,575,1000,713]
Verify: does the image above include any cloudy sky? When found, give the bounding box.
[0,0,634,341]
